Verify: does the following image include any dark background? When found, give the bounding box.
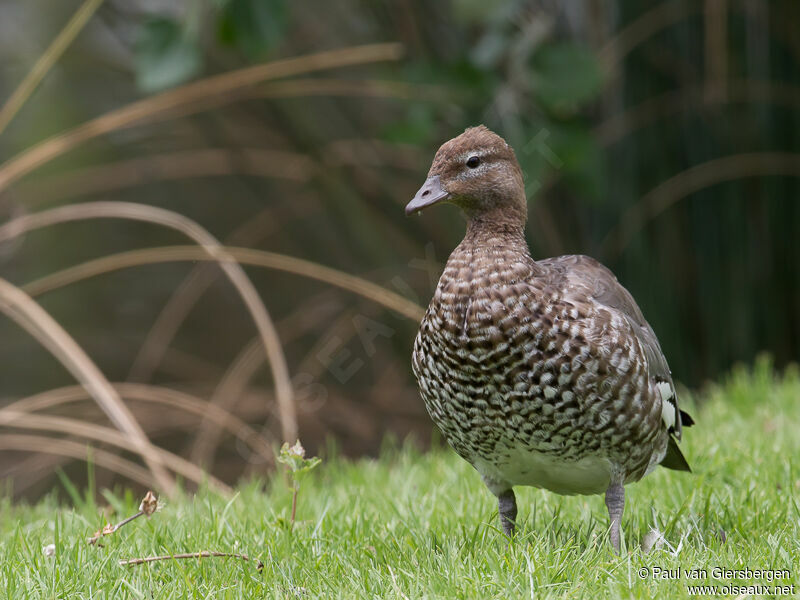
[0,0,798,498]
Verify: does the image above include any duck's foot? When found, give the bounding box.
[605,482,625,554]
[497,489,517,537]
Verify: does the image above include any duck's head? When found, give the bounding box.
[405,125,527,225]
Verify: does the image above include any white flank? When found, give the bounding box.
[657,381,676,430]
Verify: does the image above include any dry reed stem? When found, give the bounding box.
[539,79,800,257]
[22,245,426,322]
[143,77,439,126]
[0,202,297,444]
[598,0,700,72]
[294,310,360,380]
[191,296,341,469]
[0,410,230,493]
[189,339,268,467]
[256,78,438,100]
[1,382,273,465]
[125,202,320,383]
[0,434,154,488]
[704,0,728,104]
[14,148,317,208]
[0,0,106,134]
[0,43,404,191]
[0,278,175,494]
[119,550,263,570]
[1,453,71,497]
[603,152,800,258]
[594,80,800,146]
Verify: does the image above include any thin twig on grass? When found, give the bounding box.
[119,551,264,571]
[88,491,158,545]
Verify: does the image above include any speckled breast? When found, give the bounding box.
[411,241,665,491]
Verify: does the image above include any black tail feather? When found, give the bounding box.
[660,436,692,472]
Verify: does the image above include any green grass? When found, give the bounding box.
[2,359,799,599]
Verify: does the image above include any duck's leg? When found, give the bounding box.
[605,482,625,554]
[497,489,517,536]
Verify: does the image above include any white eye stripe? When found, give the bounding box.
[454,161,491,180]
[458,150,490,163]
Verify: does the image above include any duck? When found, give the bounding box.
[406,125,693,553]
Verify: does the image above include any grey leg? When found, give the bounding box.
[498,489,517,537]
[605,482,625,554]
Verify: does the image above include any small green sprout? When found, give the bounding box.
[276,440,321,528]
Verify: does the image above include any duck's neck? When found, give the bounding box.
[463,207,528,252]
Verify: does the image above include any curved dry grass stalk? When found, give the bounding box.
[0,278,175,494]
[256,78,440,101]
[703,0,728,104]
[598,0,700,72]
[147,78,441,125]
[0,410,230,493]
[22,245,426,321]
[594,80,800,146]
[2,383,273,465]
[0,0,105,134]
[603,153,800,258]
[536,79,800,258]
[14,149,318,208]
[322,138,423,170]
[0,434,153,489]
[1,453,70,497]
[190,339,268,469]
[0,43,404,192]
[125,202,320,383]
[294,309,360,379]
[191,295,341,469]
[0,202,298,443]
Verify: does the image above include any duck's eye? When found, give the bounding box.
[466,156,481,168]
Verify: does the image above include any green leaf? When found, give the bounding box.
[547,125,605,202]
[532,42,603,113]
[218,0,287,59]
[135,17,202,93]
[381,104,436,145]
[277,440,321,477]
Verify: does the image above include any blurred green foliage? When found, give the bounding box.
[135,17,202,92]
[217,0,288,60]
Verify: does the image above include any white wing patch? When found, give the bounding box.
[657,380,676,432]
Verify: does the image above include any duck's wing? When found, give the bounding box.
[538,255,693,450]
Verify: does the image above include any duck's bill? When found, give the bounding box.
[405,175,449,215]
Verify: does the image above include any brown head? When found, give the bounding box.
[405,125,527,227]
